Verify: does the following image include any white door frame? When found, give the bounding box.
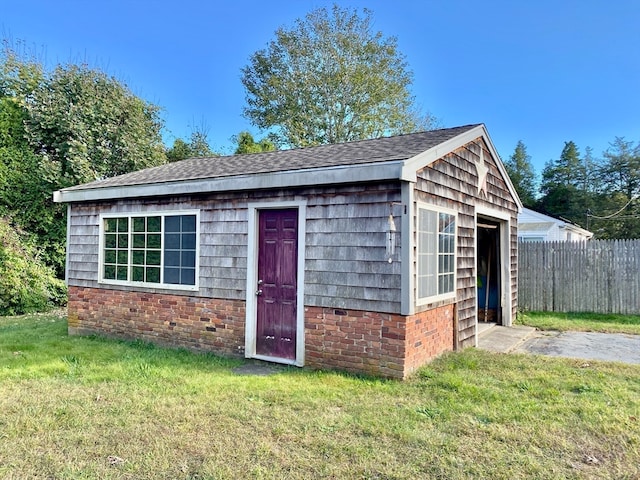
[245,200,306,366]
[475,207,514,345]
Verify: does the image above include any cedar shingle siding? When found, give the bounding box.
[67,183,402,313]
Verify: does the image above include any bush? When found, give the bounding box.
[0,217,67,315]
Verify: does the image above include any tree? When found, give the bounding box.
[0,217,66,315]
[600,138,640,200]
[0,47,67,273]
[232,131,276,154]
[241,4,436,148]
[504,141,536,207]
[24,63,166,187]
[538,141,593,226]
[167,130,216,162]
[188,130,215,158]
[166,138,192,162]
[588,138,640,238]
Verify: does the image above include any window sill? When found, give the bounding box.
[416,292,456,309]
[98,279,199,292]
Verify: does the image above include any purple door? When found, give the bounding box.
[256,209,298,360]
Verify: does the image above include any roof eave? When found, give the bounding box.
[53,161,406,203]
[400,124,524,212]
[560,224,594,238]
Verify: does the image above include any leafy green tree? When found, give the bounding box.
[581,146,599,195]
[166,138,192,162]
[24,63,166,186]
[232,131,276,154]
[166,130,216,162]
[241,4,436,148]
[188,130,215,158]
[0,42,43,103]
[0,217,66,315]
[0,46,68,273]
[504,141,537,207]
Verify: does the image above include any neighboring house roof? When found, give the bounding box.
[518,207,593,240]
[54,123,522,208]
[518,222,554,233]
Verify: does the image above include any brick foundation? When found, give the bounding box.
[305,304,454,379]
[404,305,455,374]
[68,286,246,357]
[69,286,454,379]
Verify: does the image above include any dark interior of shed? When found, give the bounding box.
[477,219,501,324]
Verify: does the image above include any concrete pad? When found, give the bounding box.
[514,331,640,364]
[477,325,537,353]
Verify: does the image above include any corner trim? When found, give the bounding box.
[400,182,414,315]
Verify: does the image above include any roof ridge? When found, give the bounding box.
[59,123,483,192]
[186,124,483,162]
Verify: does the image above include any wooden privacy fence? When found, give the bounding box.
[518,239,640,314]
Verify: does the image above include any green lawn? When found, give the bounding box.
[1,313,639,479]
[517,311,640,335]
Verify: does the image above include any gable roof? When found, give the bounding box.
[54,123,521,209]
[518,207,593,238]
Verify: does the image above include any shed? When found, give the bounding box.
[518,207,593,242]
[54,124,522,379]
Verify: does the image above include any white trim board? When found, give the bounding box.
[475,206,514,339]
[54,162,404,203]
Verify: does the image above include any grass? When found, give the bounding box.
[0,313,639,479]
[517,311,640,335]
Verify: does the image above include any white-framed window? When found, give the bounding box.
[417,205,456,304]
[99,211,199,290]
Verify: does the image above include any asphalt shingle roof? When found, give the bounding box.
[64,124,480,192]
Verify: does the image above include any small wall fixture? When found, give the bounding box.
[386,213,397,263]
[386,202,402,263]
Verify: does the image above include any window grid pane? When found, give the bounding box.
[417,209,437,300]
[103,217,128,281]
[163,215,197,286]
[102,214,197,287]
[437,213,456,295]
[417,208,456,301]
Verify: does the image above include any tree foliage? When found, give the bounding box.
[24,63,166,186]
[167,130,216,162]
[537,141,593,226]
[600,138,640,200]
[241,4,436,148]
[504,140,536,207]
[0,217,66,315]
[232,131,276,154]
[588,138,640,238]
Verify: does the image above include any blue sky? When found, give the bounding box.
[3,0,639,176]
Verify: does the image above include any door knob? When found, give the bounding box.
[256,289,263,296]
